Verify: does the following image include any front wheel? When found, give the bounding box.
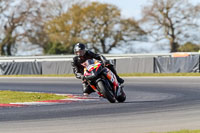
[116,87,126,103]
[97,80,116,103]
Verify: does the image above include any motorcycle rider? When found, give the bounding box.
[71,43,124,96]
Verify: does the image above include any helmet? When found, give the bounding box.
[74,43,86,57]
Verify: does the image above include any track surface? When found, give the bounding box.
[0,77,200,133]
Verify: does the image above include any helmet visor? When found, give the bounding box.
[75,50,85,56]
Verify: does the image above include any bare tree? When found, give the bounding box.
[0,0,14,55]
[25,0,77,54]
[0,0,75,55]
[141,0,200,52]
[0,0,43,55]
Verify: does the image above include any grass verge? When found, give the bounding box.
[151,129,200,133]
[119,73,200,77]
[0,90,67,104]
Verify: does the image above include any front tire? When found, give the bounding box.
[116,88,126,103]
[97,80,116,103]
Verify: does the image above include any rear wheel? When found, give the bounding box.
[97,80,116,103]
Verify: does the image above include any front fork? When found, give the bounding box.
[87,80,104,97]
[116,85,124,97]
[102,70,119,97]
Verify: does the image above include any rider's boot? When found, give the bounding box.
[116,75,124,84]
[82,82,95,96]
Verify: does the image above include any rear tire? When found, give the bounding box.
[97,80,116,103]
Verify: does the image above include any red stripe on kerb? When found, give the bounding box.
[37,100,74,103]
[0,104,25,107]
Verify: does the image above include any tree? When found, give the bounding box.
[45,2,146,54]
[0,0,43,56]
[0,0,75,56]
[178,42,200,52]
[26,0,76,55]
[0,0,18,55]
[141,0,200,52]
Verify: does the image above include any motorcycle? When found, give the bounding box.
[81,59,126,103]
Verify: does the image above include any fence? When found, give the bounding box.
[0,52,199,75]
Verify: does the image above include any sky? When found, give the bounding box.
[91,0,148,20]
[92,0,200,20]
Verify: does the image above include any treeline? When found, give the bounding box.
[0,0,200,56]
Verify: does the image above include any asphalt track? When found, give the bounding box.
[0,77,200,133]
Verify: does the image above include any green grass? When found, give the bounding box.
[151,129,200,133]
[0,90,67,104]
[119,73,200,77]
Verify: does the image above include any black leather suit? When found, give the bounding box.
[71,50,119,94]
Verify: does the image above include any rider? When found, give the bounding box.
[71,43,124,96]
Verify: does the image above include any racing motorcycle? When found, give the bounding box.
[82,59,126,103]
